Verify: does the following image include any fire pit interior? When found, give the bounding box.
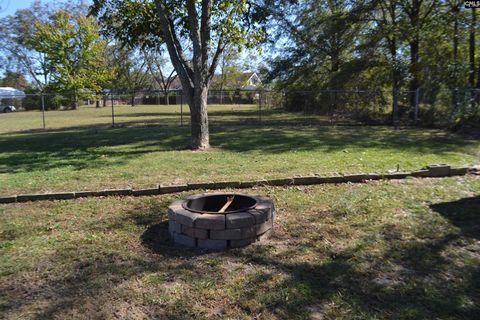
[184,194,257,213]
[168,193,275,250]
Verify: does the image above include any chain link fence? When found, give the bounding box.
[1,88,479,133]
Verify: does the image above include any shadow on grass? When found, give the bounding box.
[220,204,480,318]
[1,195,479,318]
[0,121,477,175]
[107,109,354,126]
[140,221,211,258]
[430,196,480,239]
[132,195,480,318]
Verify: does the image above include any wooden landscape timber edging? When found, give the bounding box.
[0,165,478,204]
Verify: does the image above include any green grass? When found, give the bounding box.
[0,103,329,133]
[0,104,479,195]
[1,176,479,319]
[1,104,479,318]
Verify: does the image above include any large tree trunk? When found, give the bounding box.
[188,86,210,149]
[409,36,420,111]
[73,90,78,110]
[153,0,226,150]
[389,34,400,125]
[470,9,476,89]
[452,5,459,112]
[407,0,421,112]
[470,9,477,113]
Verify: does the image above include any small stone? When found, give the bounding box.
[248,209,268,224]
[230,237,256,248]
[174,233,196,248]
[226,212,255,229]
[450,167,469,176]
[257,229,273,241]
[195,214,226,230]
[181,225,208,239]
[187,182,214,190]
[0,196,16,204]
[256,219,273,235]
[210,226,255,240]
[174,208,201,227]
[96,188,132,196]
[168,220,176,236]
[132,188,160,196]
[197,239,227,250]
[159,184,188,194]
[426,164,450,177]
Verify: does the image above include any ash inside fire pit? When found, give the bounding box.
[168,193,275,250]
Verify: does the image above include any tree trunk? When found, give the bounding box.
[452,6,459,112]
[131,91,135,107]
[407,0,421,112]
[470,9,476,88]
[188,86,210,150]
[73,90,78,110]
[389,35,400,125]
[409,37,420,111]
[470,9,477,111]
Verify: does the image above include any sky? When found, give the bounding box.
[0,0,91,17]
[0,0,34,17]
[0,0,264,79]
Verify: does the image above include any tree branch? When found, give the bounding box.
[200,0,212,67]
[154,0,193,93]
[187,0,202,68]
[208,31,225,81]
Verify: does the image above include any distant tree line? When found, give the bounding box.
[265,0,480,126]
[1,0,478,131]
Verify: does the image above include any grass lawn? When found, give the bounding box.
[0,104,327,134]
[1,176,479,319]
[0,104,479,195]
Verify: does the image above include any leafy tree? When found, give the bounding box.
[107,45,153,106]
[0,1,54,88]
[141,47,177,105]
[398,0,437,110]
[28,10,113,109]
[91,0,267,150]
[0,1,91,89]
[210,45,243,103]
[0,71,30,90]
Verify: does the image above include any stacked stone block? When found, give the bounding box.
[168,194,275,250]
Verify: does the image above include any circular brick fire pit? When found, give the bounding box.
[168,193,275,250]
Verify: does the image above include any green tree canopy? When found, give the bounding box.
[28,10,114,109]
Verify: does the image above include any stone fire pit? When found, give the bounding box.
[168,193,275,250]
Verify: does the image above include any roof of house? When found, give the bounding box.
[0,87,26,99]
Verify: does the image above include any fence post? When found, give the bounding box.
[304,92,308,122]
[41,93,46,130]
[329,90,335,123]
[392,88,399,128]
[258,90,262,123]
[111,94,115,128]
[180,91,184,127]
[414,88,420,125]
